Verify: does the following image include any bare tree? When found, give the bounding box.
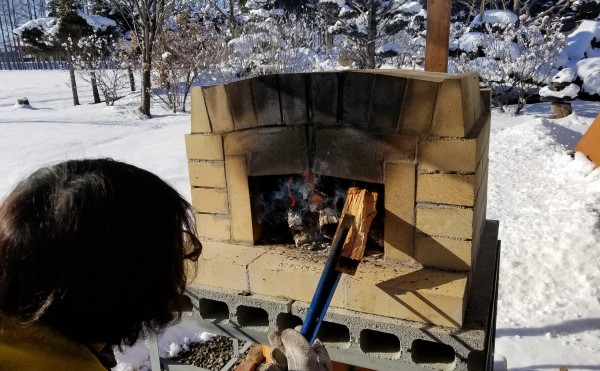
[111,0,174,117]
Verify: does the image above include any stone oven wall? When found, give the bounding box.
[186,70,490,329]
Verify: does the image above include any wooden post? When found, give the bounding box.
[424,0,452,72]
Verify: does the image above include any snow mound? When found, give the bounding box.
[552,68,577,83]
[564,20,600,61]
[470,9,518,28]
[576,57,600,95]
[539,83,580,99]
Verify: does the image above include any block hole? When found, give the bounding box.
[359,329,400,354]
[317,321,350,347]
[411,339,456,366]
[276,313,303,331]
[198,298,229,322]
[236,305,269,328]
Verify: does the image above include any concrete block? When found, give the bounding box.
[204,85,235,133]
[369,74,406,132]
[431,74,480,137]
[398,78,439,137]
[310,73,339,125]
[190,242,267,292]
[278,73,308,125]
[416,205,474,239]
[342,72,373,129]
[414,235,472,271]
[226,79,258,130]
[185,134,224,161]
[191,187,228,214]
[190,86,212,133]
[195,213,231,241]
[313,128,416,183]
[253,75,282,126]
[226,156,257,243]
[248,248,346,308]
[416,173,476,207]
[188,161,226,188]
[383,162,416,263]
[224,127,309,176]
[345,261,468,328]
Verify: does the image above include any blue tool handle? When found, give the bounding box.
[300,214,354,344]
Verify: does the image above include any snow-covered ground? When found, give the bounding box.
[1,70,599,370]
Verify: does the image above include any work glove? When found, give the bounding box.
[259,327,332,371]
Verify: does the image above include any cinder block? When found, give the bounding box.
[248,249,346,308]
[416,205,474,239]
[342,72,373,129]
[278,73,308,125]
[370,74,406,132]
[253,75,282,126]
[310,73,339,125]
[384,162,416,263]
[185,134,224,161]
[313,128,416,183]
[345,261,468,328]
[190,86,212,133]
[226,79,258,130]
[191,241,267,292]
[398,78,439,137]
[414,235,472,271]
[431,74,480,137]
[191,187,228,214]
[226,156,256,243]
[203,85,235,133]
[188,161,226,188]
[195,213,231,241]
[416,173,476,206]
[224,127,309,176]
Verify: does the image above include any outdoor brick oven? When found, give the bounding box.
[184,70,496,370]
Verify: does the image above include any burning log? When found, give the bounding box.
[335,187,378,275]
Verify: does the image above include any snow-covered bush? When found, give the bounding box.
[450,11,565,113]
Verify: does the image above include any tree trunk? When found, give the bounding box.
[128,65,135,91]
[140,63,151,116]
[229,0,237,38]
[90,71,101,103]
[69,60,80,106]
[366,0,377,69]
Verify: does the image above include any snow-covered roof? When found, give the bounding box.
[77,10,116,32]
[539,83,580,99]
[552,68,577,83]
[470,9,518,28]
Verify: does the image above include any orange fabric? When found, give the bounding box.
[575,113,600,167]
[0,314,105,371]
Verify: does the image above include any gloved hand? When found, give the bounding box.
[259,327,332,371]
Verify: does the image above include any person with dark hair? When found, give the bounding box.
[0,159,202,370]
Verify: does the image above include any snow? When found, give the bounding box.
[552,68,577,83]
[76,10,117,31]
[2,70,600,370]
[576,57,600,95]
[470,10,518,28]
[539,83,580,99]
[458,32,483,53]
[12,17,59,37]
[564,20,600,61]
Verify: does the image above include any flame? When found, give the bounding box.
[287,177,296,208]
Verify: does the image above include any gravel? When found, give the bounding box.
[171,335,252,370]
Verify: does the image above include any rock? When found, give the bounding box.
[549,102,573,119]
[17,97,29,105]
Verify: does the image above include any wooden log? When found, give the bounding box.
[424,0,452,72]
[335,187,378,275]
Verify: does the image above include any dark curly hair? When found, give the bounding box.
[0,159,201,347]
